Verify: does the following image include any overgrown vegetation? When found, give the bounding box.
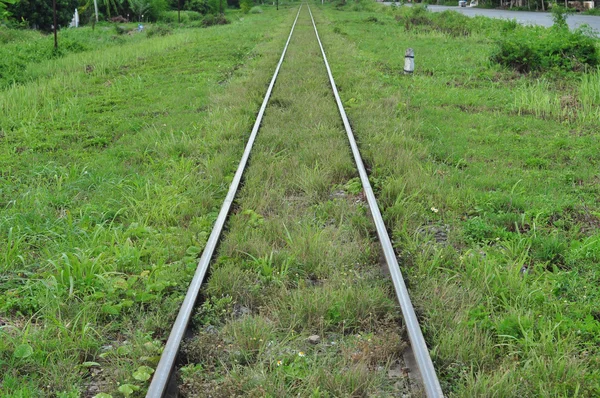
[0,6,294,396]
[491,26,598,73]
[3,1,600,396]
[321,2,600,395]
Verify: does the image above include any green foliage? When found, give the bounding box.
[550,4,571,29]
[0,8,284,395]
[582,7,600,15]
[199,12,228,26]
[186,0,218,14]
[8,0,78,31]
[1,0,18,19]
[159,10,202,22]
[13,343,34,358]
[132,365,154,381]
[146,0,168,21]
[397,6,473,36]
[146,23,172,36]
[240,0,252,14]
[129,0,151,21]
[491,27,599,73]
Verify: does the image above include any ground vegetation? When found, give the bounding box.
[2,1,600,396]
[320,1,600,395]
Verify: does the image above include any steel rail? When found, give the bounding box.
[307,5,444,397]
[146,6,303,397]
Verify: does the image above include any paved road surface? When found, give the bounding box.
[383,3,600,31]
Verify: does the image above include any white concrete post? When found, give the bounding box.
[404,48,414,74]
[93,0,99,22]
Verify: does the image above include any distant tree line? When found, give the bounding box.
[2,0,244,32]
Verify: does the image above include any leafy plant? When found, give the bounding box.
[8,0,79,31]
[13,343,33,359]
[1,0,18,19]
[491,27,599,73]
[550,4,571,30]
[130,0,151,21]
[240,0,252,14]
[132,365,154,381]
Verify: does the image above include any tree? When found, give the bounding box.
[1,0,18,19]
[129,0,150,20]
[8,0,78,31]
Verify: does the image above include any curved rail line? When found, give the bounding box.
[146,4,443,397]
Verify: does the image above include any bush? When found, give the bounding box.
[114,24,134,34]
[491,27,599,73]
[146,24,172,36]
[201,13,229,27]
[240,0,252,14]
[396,7,472,37]
[186,0,219,15]
[550,4,571,29]
[582,7,600,15]
[146,0,169,21]
[335,0,377,11]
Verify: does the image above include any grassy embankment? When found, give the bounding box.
[317,2,600,396]
[180,5,414,397]
[0,13,230,90]
[0,6,296,396]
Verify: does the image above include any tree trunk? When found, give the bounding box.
[52,0,58,50]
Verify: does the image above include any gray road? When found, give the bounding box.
[383,3,600,31]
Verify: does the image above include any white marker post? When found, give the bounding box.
[404,48,414,74]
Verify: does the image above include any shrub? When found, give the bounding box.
[115,24,134,34]
[187,0,219,15]
[435,10,472,36]
[240,0,252,14]
[550,4,571,30]
[491,27,599,73]
[397,7,472,37]
[146,24,172,37]
[582,7,600,15]
[201,13,229,27]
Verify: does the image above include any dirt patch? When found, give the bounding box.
[416,224,449,245]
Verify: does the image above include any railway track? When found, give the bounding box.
[146,4,443,397]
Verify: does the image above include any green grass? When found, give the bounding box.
[317,2,600,395]
[0,11,235,90]
[179,6,413,397]
[3,1,600,396]
[0,5,299,396]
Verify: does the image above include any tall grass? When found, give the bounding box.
[514,79,569,120]
[515,73,600,123]
[580,66,600,117]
